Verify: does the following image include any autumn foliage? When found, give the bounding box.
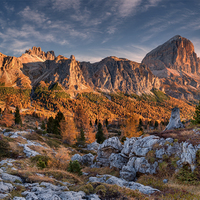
[60,113,78,145]
[121,115,142,138]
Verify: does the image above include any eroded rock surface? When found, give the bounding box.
[96,137,122,167]
[165,107,184,130]
[89,175,159,195]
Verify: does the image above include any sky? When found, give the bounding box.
[0,0,200,63]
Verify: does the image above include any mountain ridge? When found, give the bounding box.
[0,35,200,101]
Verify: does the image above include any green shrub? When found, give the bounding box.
[79,183,94,194]
[31,155,50,168]
[67,160,82,176]
[37,158,46,169]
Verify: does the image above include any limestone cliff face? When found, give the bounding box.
[20,47,160,95]
[142,35,200,100]
[142,35,200,76]
[0,53,31,88]
[86,57,160,95]
[25,46,55,61]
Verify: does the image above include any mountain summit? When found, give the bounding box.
[142,35,200,100]
[142,35,200,77]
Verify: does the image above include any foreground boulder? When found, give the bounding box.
[89,174,159,195]
[165,107,184,131]
[87,141,99,152]
[96,137,122,167]
[71,153,94,166]
[109,153,128,170]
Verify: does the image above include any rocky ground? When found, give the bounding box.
[1,125,200,199]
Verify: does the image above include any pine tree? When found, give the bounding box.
[14,106,22,125]
[96,122,105,144]
[105,119,109,127]
[79,128,85,142]
[47,116,54,133]
[192,100,200,124]
[54,111,65,134]
[41,121,46,130]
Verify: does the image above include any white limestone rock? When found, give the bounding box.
[127,157,158,174]
[87,141,99,151]
[82,153,95,166]
[88,175,159,195]
[96,137,122,167]
[121,137,137,156]
[71,154,83,163]
[164,107,184,131]
[109,153,128,170]
[1,173,22,183]
[120,165,136,181]
[13,197,26,200]
[129,135,160,157]
[0,181,13,193]
[0,193,9,199]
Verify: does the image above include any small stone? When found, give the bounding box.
[163,179,168,183]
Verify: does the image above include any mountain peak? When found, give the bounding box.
[25,46,56,61]
[142,35,198,75]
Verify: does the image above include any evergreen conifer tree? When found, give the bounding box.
[96,122,105,144]
[79,128,85,142]
[14,106,22,125]
[105,119,108,127]
[41,121,46,130]
[192,100,200,124]
[47,117,54,133]
[53,111,65,135]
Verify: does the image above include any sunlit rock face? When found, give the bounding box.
[20,47,161,96]
[0,53,31,88]
[142,35,200,76]
[25,46,55,61]
[142,35,200,100]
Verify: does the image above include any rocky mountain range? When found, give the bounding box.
[0,35,200,100]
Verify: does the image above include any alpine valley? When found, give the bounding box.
[0,35,198,123]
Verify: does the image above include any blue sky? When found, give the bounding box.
[0,0,200,63]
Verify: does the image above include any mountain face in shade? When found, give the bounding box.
[81,56,160,95]
[142,35,200,100]
[0,53,31,88]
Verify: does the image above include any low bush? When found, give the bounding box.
[176,164,199,185]
[67,160,82,176]
[0,137,19,159]
[30,155,50,169]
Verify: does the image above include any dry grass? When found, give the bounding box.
[47,147,71,170]
[137,174,200,200]
[167,178,200,196]
[150,127,200,146]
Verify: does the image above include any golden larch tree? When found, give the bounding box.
[121,115,142,138]
[60,113,78,145]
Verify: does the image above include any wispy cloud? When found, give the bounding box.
[18,6,48,25]
[118,0,142,17]
[4,3,14,12]
[52,0,80,11]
